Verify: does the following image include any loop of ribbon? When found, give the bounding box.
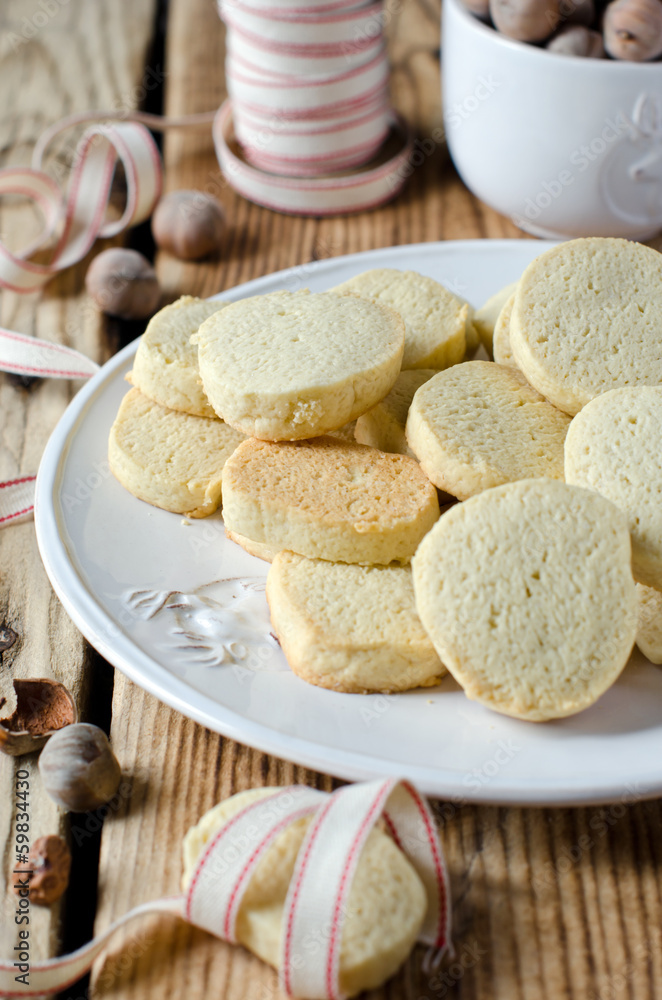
[0,779,451,999]
[0,118,161,528]
[0,121,162,295]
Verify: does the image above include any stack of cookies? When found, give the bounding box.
[109,238,662,721]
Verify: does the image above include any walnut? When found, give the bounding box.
[0,679,77,757]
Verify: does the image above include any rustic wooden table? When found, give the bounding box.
[1,1,662,998]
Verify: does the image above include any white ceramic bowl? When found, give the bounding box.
[442,0,662,239]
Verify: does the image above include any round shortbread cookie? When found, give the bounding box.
[182,788,427,998]
[464,313,481,360]
[225,528,279,563]
[127,295,225,418]
[266,551,445,693]
[193,290,404,440]
[472,281,519,358]
[636,584,662,665]
[331,268,467,370]
[108,388,244,517]
[564,386,662,590]
[355,369,437,457]
[221,436,440,565]
[510,238,662,416]
[412,479,637,721]
[492,293,517,368]
[328,419,357,443]
[405,361,571,500]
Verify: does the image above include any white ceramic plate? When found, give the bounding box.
[35,239,662,806]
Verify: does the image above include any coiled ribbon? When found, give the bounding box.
[0,779,451,999]
[219,0,412,185]
[0,118,164,525]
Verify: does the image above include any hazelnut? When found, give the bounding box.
[85,248,161,320]
[547,23,606,52]
[0,679,77,757]
[39,723,121,812]
[151,190,226,261]
[604,0,662,59]
[490,0,561,40]
[12,836,71,906]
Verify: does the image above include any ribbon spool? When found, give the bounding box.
[218,0,413,207]
[0,779,451,999]
[234,94,391,172]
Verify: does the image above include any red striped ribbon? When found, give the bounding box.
[0,780,451,999]
[0,121,159,527]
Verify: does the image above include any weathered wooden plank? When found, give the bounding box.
[90,0,662,998]
[0,0,156,964]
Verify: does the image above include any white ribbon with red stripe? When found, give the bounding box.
[219,0,384,49]
[215,100,413,215]
[0,477,37,528]
[0,119,159,527]
[0,122,161,295]
[0,780,451,999]
[218,0,411,183]
[0,332,98,528]
[0,330,99,381]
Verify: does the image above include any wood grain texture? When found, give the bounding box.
[0,0,156,962]
[89,1,662,1000]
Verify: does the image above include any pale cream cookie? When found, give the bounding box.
[472,280,519,358]
[127,295,225,418]
[331,268,467,370]
[412,479,638,721]
[108,388,244,517]
[327,419,357,443]
[405,361,571,500]
[636,583,662,664]
[182,788,427,998]
[193,290,404,440]
[564,385,662,590]
[354,369,437,457]
[464,313,481,360]
[266,551,446,692]
[492,292,517,368]
[221,436,440,565]
[510,238,662,416]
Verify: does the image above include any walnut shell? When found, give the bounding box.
[12,835,72,906]
[151,190,226,261]
[0,679,77,757]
